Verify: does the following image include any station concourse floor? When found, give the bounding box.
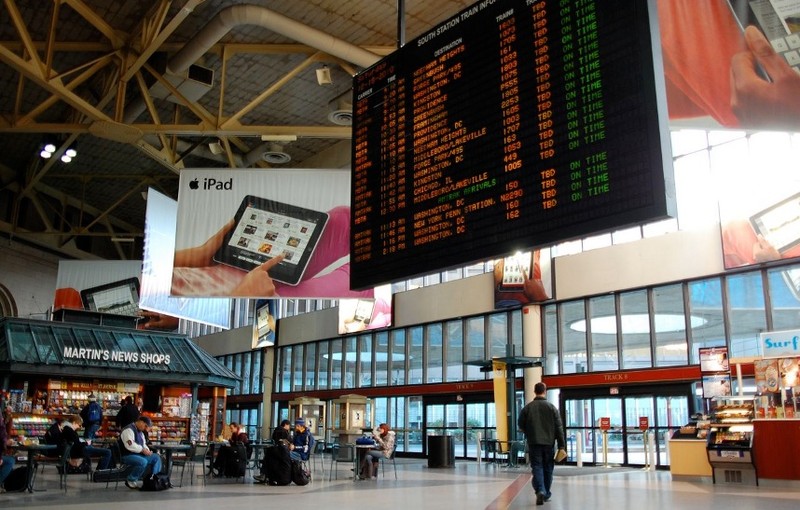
[2,458,799,510]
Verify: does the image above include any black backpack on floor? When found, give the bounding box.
[291,459,310,486]
[140,472,171,491]
[2,466,30,492]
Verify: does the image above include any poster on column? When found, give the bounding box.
[172,169,373,299]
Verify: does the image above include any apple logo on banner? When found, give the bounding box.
[188,176,233,190]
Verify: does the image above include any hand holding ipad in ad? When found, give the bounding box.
[749,191,800,255]
[499,252,532,292]
[213,195,329,285]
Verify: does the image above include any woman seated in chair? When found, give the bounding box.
[359,423,395,480]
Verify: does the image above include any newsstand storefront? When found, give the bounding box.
[0,317,239,442]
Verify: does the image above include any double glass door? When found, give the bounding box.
[562,385,692,467]
[423,396,500,459]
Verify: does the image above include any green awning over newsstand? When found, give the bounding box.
[0,317,239,388]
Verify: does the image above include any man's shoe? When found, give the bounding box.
[253,474,266,483]
[125,480,139,490]
[536,493,544,506]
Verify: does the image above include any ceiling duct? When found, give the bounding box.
[167,5,381,76]
[328,89,353,126]
[262,143,291,164]
[124,6,378,124]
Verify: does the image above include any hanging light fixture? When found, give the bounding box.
[39,139,57,159]
[61,144,77,163]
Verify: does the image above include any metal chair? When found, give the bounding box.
[33,442,73,493]
[378,445,398,479]
[310,440,325,476]
[173,443,210,486]
[328,443,354,481]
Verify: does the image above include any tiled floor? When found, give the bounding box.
[2,458,799,510]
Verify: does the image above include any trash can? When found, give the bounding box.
[427,435,455,468]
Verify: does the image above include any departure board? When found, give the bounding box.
[350,0,674,289]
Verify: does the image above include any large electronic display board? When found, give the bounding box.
[350,0,675,289]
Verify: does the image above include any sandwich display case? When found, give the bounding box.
[706,397,757,485]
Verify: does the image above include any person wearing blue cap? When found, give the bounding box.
[118,415,161,489]
[290,418,315,462]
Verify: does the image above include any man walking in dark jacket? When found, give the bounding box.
[518,382,565,506]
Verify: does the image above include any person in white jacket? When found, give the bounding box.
[118,415,161,489]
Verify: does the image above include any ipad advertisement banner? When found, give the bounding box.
[659,0,800,132]
[173,168,374,299]
[55,260,143,314]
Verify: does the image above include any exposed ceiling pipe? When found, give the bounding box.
[125,5,381,124]
[168,4,381,74]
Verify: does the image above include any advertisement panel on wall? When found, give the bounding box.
[172,169,373,299]
[493,249,552,309]
[337,284,393,335]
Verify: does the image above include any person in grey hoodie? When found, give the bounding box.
[518,382,565,506]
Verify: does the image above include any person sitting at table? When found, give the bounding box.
[0,408,15,493]
[359,423,395,480]
[118,415,161,490]
[289,418,314,462]
[213,422,250,477]
[60,415,113,472]
[271,419,292,444]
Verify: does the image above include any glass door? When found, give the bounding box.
[563,384,693,468]
[593,397,623,465]
[623,396,654,465]
[423,396,497,459]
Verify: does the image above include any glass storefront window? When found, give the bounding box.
[767,264,800,332]
[391,329,406,386]
[726,272,767,358]
[317,341,330,390]
[465,316,486,380]
[358,334,372,388]
[304,342,316,390]
[543,304,559,375]
[330,338,343,389]
[560,301,587,374]
[652,284,688,367]
[620,290,651,369]
[588,295,618,371]
[343,337,356,389]
[445,319,464,382]
[408,326,424,385]
[687,278,726,364]
[375,331,389,386]
[279,346,292,392]
[291,345,304,392]
[488,312,509,358]
[426,323,443,384]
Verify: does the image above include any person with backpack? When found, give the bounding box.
[289,418,314,462]
[80,394,103,440]
[0,408,15,493]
